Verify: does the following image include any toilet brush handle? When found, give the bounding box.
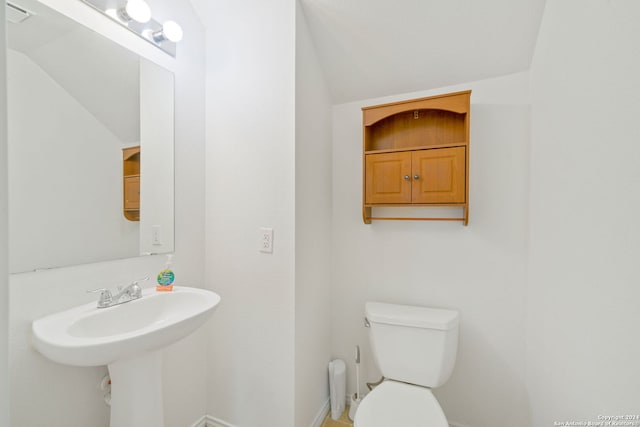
[356,364,360,400]
[355,345,361,400]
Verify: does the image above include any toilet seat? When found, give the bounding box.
[354,380,449,427]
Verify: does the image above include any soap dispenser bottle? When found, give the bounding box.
[156,254,175,292]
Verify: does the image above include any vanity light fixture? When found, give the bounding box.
[152,21,183,43]
[80,0,182,57]
[118,0,151,24]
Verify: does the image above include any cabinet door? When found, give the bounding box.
[365,152,412,204]
[124,176,140,210]
[411,147,465,203]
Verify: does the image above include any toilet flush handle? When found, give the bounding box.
[364,317,370,328]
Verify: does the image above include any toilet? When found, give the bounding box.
[354,302,459,427]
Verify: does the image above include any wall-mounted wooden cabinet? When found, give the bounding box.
[122,146,140,221]
[362,90,471,224]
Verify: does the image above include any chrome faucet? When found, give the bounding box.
[88,276,149,308]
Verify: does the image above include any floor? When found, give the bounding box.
[321,407,354,427]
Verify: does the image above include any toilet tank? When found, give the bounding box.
[365,302,459,388]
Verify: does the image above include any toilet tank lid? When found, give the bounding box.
[366,302,459,330]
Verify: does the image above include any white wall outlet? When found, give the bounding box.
[151,225,162,246]
[259,227,274,253]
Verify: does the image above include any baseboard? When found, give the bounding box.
[189,415,209,427]
[193,412,468,427]
[311,398,331,427]
[194,400,330,427]
[206,416,238,427]
[190,415,238,427]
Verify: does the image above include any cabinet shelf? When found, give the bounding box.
[362,91,471,225]
[364,203,467,207]
[366,216,466,222]
[364,142,467,155]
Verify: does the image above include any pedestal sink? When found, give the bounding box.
[32,286,221,427]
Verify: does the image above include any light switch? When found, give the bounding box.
[152,225,161,246]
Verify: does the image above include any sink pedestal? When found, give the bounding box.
[108,350,164,427]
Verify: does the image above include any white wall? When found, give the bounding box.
[331,72,531,427]
[295,3,333,427]
[527,1,640,425]
[149,1,208,425]
[8,0,207,426]
[201,0,296,425]
[7,49,139,273]
[1,4,10,426]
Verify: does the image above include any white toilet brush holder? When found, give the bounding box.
[328,359,346,420]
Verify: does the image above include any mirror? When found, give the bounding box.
[7,0,175,273]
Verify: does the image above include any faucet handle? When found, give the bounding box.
[127,276,149,299]
[131,276,150,286]
[87,288,112,296]
[87,288,113,307]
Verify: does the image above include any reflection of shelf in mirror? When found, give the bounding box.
[124,211,140,221]
[123,146,140,222]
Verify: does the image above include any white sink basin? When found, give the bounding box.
[33,286,220,367]
[32,286,220,427]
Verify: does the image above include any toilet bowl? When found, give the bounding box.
[354,302,459,427]
[354,380,448,427]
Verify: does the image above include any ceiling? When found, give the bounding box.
[299,0,547,103]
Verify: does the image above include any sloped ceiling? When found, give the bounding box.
[299,0,547,103]
[7,0,140,144]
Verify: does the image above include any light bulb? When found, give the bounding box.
[162,21,183,42]
[124,0,151,23]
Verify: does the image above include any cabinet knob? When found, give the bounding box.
[413,174,420,180]
[404,175,410,180]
